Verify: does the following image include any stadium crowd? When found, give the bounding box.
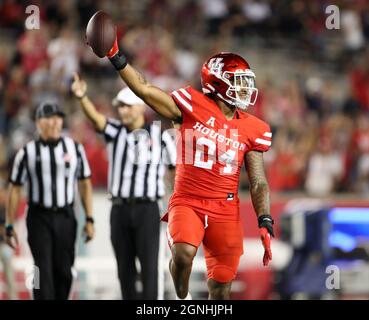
[1,0,369,197]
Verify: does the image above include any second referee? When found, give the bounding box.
[71,73,176,300]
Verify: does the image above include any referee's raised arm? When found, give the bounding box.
[71,72,106,132]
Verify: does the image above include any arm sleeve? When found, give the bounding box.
[250,121,272,153]
[170,86,193,117]
[162,129,176,169]
[101,118,122,143]
[9,147,27,186]
[76,143,92,180]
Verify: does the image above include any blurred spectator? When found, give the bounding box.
[44,0,75,29]
[267,137,305,192]
[304,78,340,120]
[262,79,304,130]
[341,5,366,53]
[174,45,200,81]
[17,29,49,75]
[243,0,271,24]
[0,0,23,32]
[242,0,272,35]
[200,0,228,36]
[145,0,176,30]
[304,77,324,114]
[29,61,61,108]
[223,0,246,38]
[343,94,362,118]
[275,0,305,36]
[350,53,369,111]
[76,0,98,29]
[3,66,30,132]
[352,115,369,193]
[305,138,344,196]
[362,4,369,41]
[47,27,80,89]
[172,0,201,37]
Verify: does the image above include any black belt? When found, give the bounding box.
[111,197,157,205]
[29,203,73,212]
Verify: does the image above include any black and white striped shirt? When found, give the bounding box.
[9,136,91,208]
[102,119,176,200]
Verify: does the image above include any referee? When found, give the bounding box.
[71,73,176,300]
[3,101,95,300]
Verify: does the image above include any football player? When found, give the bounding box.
[88,37,274,300]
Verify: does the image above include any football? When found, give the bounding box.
[86,11,116,58]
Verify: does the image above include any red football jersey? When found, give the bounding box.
[170,86,272,200]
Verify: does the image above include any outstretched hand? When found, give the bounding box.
[71,72,87,99]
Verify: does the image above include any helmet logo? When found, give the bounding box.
[208,58,224,77]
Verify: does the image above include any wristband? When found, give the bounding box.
[258,215,274,237]
[86,217,94,224]
[109,51,128,71]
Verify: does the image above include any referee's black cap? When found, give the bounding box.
[35,101,66,120]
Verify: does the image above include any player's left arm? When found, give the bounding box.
[245,150,274,266]
[245,151,270,220]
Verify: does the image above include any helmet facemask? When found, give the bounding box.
[222,69,258,110]
[201,54,259,110]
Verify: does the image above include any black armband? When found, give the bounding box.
[258,215,275,237]
[86,217,94,224]
[109,51,128,71]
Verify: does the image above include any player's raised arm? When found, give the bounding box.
[86,15,182,122]
[108,38,181,121]
[122,67,181,122]
[245,150,274,266]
